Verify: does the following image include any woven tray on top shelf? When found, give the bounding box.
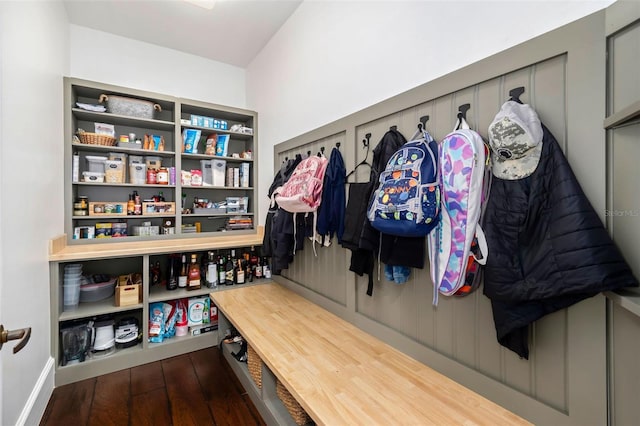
[247,344,262,389]
[77,132,116,146]
[276,380,312,425]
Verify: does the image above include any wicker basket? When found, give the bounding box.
[276,380,312,425]
[247,344,262,389]
[77,132,116,146]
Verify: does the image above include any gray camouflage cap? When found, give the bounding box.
[488,101,543,180]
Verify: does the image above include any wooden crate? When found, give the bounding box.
[142,201,176,215]
[89,202,127,216]
[115,274,142,306]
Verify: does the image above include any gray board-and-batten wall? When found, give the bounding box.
[271,3,640,425]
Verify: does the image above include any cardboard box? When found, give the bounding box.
[187,297,208,327]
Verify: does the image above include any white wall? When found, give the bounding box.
[70,25,247,108]
[246,0,615,224]
[0,1,69,425]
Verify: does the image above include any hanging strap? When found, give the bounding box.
[454,115,471,131]
[473,224,488,265]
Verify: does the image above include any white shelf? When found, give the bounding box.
[182,153,254,162]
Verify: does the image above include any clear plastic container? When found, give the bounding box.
[104,160,124,183]
[129,163,147,185]
[82,171,105,183]
[200,159,213,185]
[63,283,80,310]
[85,155,107,173]
[145,156,162,171]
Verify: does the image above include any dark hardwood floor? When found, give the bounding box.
[40,346,265,426]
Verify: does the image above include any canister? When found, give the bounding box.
[156,167,169,185]
[147,168,157,184]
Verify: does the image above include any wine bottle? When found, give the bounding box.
[188,253,201,290]
[167,255,178,290]
[236,258,245,284]
[206,251,218,289]
[178,254,188,288]
[225,250,235,285]
[218,253,226,285]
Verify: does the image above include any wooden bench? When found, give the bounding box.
[211,283,531,425]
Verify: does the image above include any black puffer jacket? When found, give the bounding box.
[484,124,638,359]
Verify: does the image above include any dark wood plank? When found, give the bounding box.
[40,377,96,426]
[162,353,214,425]
[131,387,172,426]
[190,347,266,426]
[87,369,130,426]
[131,361,165,395]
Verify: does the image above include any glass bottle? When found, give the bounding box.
[127,193,135,216]
[225,250,235,285]
[206,251,218,289]
[218,253,226,285]
[188,253,201,290]
[178,254,188,288]
[166,255,178,291]
[236,257,245,284]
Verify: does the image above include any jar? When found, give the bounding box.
[156,167,169,185]
[146,168,157,184]
[74,196,89,216]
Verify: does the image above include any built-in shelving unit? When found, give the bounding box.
[64,77,257,244]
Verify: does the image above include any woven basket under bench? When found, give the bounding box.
[276,380,313,425]
[247,344,263,389]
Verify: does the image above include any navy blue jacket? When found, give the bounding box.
[484,124,638,359]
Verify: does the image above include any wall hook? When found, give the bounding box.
[336,141,341,149]
[363,133,371,147]
[457,104,471,121]
[390,125,397,131]
[509,87,525,104]
[418,115,429,132]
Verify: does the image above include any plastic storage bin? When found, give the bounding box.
[82,171,105,183]
[145,156,162,170]
[129,163,147,184]
[85,155,107,173]
[79,277,117,303]
[200,159,213,185]
[104,160,124,183]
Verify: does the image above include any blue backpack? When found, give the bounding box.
[367,130,440,237]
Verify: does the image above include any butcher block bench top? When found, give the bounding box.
[211,283,530,426]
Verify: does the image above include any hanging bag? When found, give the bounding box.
[367,130,440,237]
[428,115,488,304]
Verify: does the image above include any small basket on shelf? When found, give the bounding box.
[76,131,116,146]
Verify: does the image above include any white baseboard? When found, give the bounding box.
[16,357,54,426]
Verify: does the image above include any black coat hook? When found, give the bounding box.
[418,115,429,132]
[336,141,341,149]
[390,125,397,131]
[509,87,525,104]
[363,133,371,147]
[307,150,311,156]
[457,104,471,121]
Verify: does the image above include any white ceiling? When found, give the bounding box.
[63,0,303,68]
